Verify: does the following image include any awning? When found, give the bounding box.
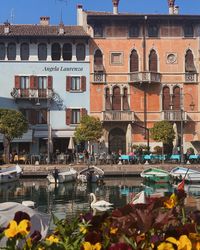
[0,129,33,143]
[52,130,74,138]
[34,130,48,138]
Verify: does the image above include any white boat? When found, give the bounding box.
[140,167,171,183]
[77,165,104,183]
[0,164,22,184]
[47,168,77,184]
[170,167,200,183]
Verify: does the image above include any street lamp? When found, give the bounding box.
[47,94,53,164]
[180,93,195,164]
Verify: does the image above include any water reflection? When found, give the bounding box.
[0,177,200,220]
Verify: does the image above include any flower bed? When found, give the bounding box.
[1,190,200,249]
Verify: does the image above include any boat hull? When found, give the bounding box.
[170,167,200,183]
[0,165,22,184]
[47,168,77,184]
[141,168,171,183]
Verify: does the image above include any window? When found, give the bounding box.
[20,76,29,89]
[130,50,139,72]
[105,88,111,110]
[185,49,196,72]
[37,109,47,124]
[148,24,159,37]
[94,25,103,37]
[94,49,103,71]
[172,86,181,110]
[76,43,85,61]
[52,43,61,60]
[110,52,123,65]
[38,43,47,60]
[112,86,121,110]
[20,43,29,60]
[123,88,129,110]
[0,43,5,60]
[38,76,47,89]
[129,25,140,37]
[7,43,16,60]
[63,43,72,60]
[71,77,81,91]
[149,50,158,72]
[184,24,194,37]
[71,109,80,124]
[162,86,170,110]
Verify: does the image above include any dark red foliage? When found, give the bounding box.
[14,211,30,224]
[108,242,133,250]
[85,231,102,245]
[30,230,42,243]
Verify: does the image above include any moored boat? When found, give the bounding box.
[0,164,22,184]
[140,167,171,183]
[77,165,104,183]
[170,166,200,183]
[47,168,77,184]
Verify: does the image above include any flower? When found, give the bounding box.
[178,235,192,250]
[108,242,132,250]
[110,227,118,235]
[157,242,175,250]
[80,225,88,234]
[164,193,177,209]
[46,234,59,244]
[158,235,192,250]
[4,219,30,238]
[82,241,102,250]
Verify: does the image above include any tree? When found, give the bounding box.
[74,115,103,152]
[0,109,28,163]
[150,121,175,161]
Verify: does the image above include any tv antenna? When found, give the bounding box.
[10,8,15,24]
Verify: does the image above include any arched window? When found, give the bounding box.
[149,49,158,72]
[20,43,29,60]
[0,43,5,60]
[76,43,85,61]
[7,43,16,60]
[63,43,72,60]
[38,43,47,60]
[112,86,121,110]
[94,49,103,71]
[51,43,61,60]
[162,86,170,110]
[123,88,129,110]
[105,88,111,110]
[172,86,181,110]
[185,49,196,72]
[130,49,138,72]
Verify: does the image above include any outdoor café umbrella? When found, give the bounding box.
[68,137,75,150]
[173,123,178,153]
[126,123,132,153]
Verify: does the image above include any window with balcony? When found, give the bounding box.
[185,49,196,72]
[129,24,140,37]
[7,43,16,60]
[94,24,103,37]
[52,43,61,60]
[20,43,29,60]
[123,88,129,110]
[184,24,194,37]
[76,43,85,61]
[130,49,139,72]
[38,43,47,60]
[66,76,86,92]
[94,49,103,69]
[20,76,30,89]
[0,43,5,60]
[149,49,158,72]
[63,43,72,60]
[162,86,170,110]
[148,24,159,37]
[172,86,181,110]
[112,86,121,110]
[38,76,47,97]
[105,88,111,110]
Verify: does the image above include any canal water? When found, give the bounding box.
[0,177,200,222]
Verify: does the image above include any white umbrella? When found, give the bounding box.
[173,123,178,153]
[68,137,74,150]
[126,123,132,153]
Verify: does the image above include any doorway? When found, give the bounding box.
[109,128,126,154]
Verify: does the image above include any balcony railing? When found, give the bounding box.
[103,110,135,122]
[11,88,53,99]
[184,73,198,83]
[92,73,106,83]
[130,71,161,83]
[162,110,187,121]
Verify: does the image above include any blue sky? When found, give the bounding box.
[0,0,200,25]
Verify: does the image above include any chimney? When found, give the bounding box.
[112,0,120,15]
[4,21,10,34]
[40,16,50,26]
[174,5,179,15]
[58,22,65,35]
[168,0,175,14]
[77,4,83,26]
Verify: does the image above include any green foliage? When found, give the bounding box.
[150,121,175,145]
[0,109,28,141]
[153,146,162,154]
[74,115,103,143]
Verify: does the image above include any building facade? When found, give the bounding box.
[0,17,90,161]
[78,0,200,155]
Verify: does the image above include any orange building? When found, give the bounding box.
[77,0,200,156]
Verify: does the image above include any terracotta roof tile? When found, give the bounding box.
[0,25,89,37]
